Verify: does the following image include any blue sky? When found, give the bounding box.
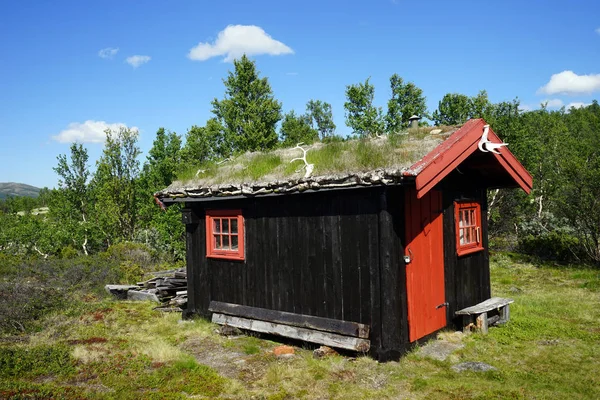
[1,0,599,188]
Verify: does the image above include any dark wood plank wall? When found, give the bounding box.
[442,188,491,328]
[183,187,408,357]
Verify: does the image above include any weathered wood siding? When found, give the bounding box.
[183,187,407,359]
[442,189,491,328]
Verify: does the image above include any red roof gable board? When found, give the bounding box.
[405,118,533,199]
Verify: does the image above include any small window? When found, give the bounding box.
[205,210,244,260]
[455,201,483,256]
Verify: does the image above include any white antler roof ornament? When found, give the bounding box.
[478,124,508,154]
[290,143,314,178]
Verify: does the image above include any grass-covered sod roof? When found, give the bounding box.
[157,126,458,199]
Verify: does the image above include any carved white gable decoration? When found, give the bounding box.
[478,124,508,154]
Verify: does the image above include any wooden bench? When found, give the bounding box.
[209,301,370,352]
[455,297,513,334]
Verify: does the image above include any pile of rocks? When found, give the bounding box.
[105,268,187,311]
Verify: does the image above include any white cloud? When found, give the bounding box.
[566,102,591,109]
[518,104,533,112]
[541,99,563,109]
[52,120,138,143]
[187,25,293,62]
[125,55,151,68]
[98,47,119,59]
[538,70,600,95]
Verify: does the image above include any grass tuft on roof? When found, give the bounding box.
[173,125,457,188]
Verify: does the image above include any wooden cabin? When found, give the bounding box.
[156,118,532,360]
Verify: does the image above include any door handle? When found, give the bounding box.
[436,302,449,309]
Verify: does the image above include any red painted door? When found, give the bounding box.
[404,187,446,342]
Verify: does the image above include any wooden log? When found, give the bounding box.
[212,313,370,352]
[209,301,370,339]
[487,314,501,326]
[476,312,488,334]
[499,304,510,324]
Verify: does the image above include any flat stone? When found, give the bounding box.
[417,340,465,361]
[219,325,242,336]
[451,361,497,372]
[127,290,160,303]
[105,285,139,300]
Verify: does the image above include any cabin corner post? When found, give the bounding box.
[182,205,211,319]
[376,189,403,360]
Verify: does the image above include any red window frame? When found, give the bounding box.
[455,201,484,256]
[205,209,244,260]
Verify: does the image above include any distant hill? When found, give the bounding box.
[0,182,41,200]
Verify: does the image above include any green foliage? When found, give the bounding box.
[137,128,184,259]
[92,127,141,243]
[344,78,385,137]
[432,93,471,125]
[180,121,223,165]
[0,345,75,378]
[280,110,318,146]
[554,101,600,262]
[0,281,68,334]
[469,90,493,119]
[518,230,582,263]
[211,55,282,154]
[0,195,40,214]
[385,73,428,132]
[306,99,336,139]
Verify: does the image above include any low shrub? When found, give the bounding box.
[0,281,67,334]
[0,344,75,378]
[518,230,583,263]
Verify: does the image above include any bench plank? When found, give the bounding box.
[212,313,371,352]
[209,301,370,339]
[455,297,514,315]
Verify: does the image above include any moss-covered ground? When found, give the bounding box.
[1,253,599,399]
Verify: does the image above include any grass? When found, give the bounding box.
[1,253,599,399]
[174,128,454,186]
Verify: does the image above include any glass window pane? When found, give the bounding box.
[223,219,229,234]
[214,235,221,249]
[459,211,465,227]
[232,235,238,250]
[231,219,238,234]
[470,210,475,225]
[213,219,220,233]
[466,228,471,243]
[459,228,465,245]
[223,235,230,249]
